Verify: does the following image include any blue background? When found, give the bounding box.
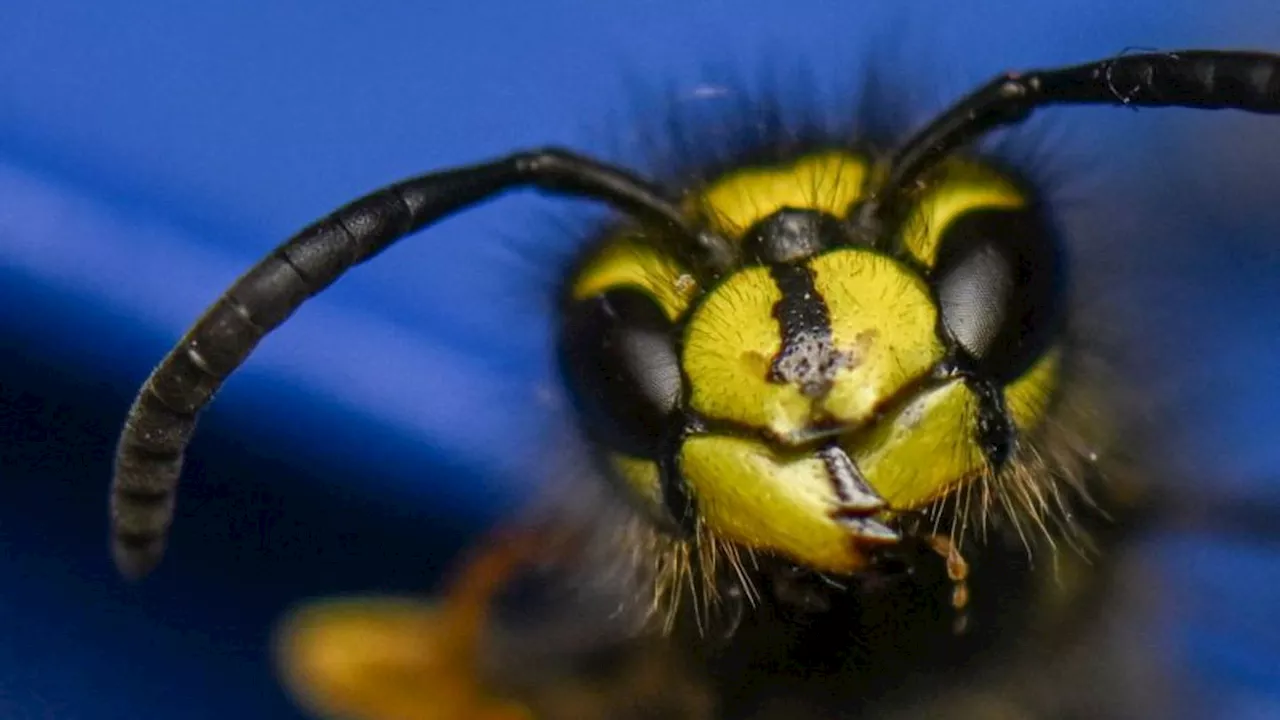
[3,2,1280,718]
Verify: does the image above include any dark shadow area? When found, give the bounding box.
[0,320,492,719]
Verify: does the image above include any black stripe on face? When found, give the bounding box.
[658,419,702,537]
[969,377,1016,473]
[767,262,849,398]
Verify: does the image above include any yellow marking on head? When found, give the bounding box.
[571,239,698,319]
[610,453,667,523]
[691,151,870,237]
[1005,346,1061,431]
[682,249,944,443]
[900,158,1028,268]
[846,379,985,510]
[681,266,810,438]
[680,435,869,574]
[809,250,945,426]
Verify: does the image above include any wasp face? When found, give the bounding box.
[561,152,1067,575]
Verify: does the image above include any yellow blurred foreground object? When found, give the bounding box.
[275,532,537,720]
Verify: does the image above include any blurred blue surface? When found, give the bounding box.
[3,2,1280,718]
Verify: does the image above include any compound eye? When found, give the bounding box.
[559,288,682,458]
[932,207,1063,382]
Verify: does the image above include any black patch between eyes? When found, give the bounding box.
[767,263,849,398]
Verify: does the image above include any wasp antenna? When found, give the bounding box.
[868,50,1280,228]
[109,148,725,579]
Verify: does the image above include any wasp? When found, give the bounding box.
[109,50,1280,718]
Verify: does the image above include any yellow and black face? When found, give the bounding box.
[559,151,1065,575]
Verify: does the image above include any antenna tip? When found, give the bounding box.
[111,537,165,580]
